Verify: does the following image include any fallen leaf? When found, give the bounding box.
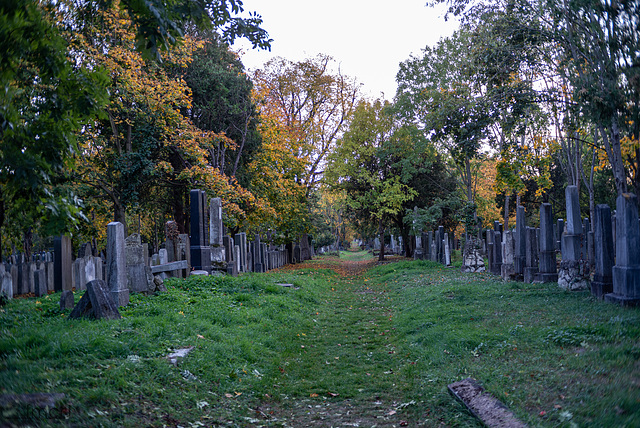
[225,393,234,398]
[388,410,397,416]
[539,411,546,417]
[554,404,562,409]
[328,392,339,397]
[235,392,242,396]
[310,393,319,398]
[197,334,205,339]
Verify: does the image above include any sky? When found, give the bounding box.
[232,0,459,100]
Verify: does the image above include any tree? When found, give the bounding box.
[327,100,418,261]
[252,55,360,257]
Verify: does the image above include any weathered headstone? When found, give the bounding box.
[223,235,237,276]
[1,268,13,299]
[537,203,558,283]
[125,234,153,294]
[210,198,226,270]
[605,193,640,306]
[444,233,451,266]
[501,231,515,280]
[558,186,589,290]
[107,222,129,306]
[591,204,614,299]
[54,236,72,292]
[34,269,47,297]
[69,279,121,320]
[60,290,74,310]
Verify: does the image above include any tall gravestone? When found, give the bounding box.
[210,198,225,271]
[514,206,526,278]
[235,233,247,273]
[223,235,237,276]
[190,189,211,272]
[107,222,129,306]
[524,227,539,283]
[605,193,640,306]
[556,219,564,251]
[591,204,614,298]
[501,231,515,280]
[537,203,558,282]
[253,235,263,272]
[125,234,153,294]
[487,229,494,274]
[558,186,589,290]
[54,236,72,292]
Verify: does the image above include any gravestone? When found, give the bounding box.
[501,231,515,280]
[605,193,640,306]
[444,233,451,266]
[253,235,263,272]
[428,231,435,262]
[1,268,13,299]
[125,234,153,294]
[60,290,74,310]
[537,203,558,282]
[558,186,589,290]
[34,269,47,297]
[209,198,225,271]
[514,206,526,278]
[591,204,614,299]
[107,222,129,306]
[524,227,539,283]
[486,230,494,274]
[293,242,301,264]
[223,236,237,277]
[437,226,445,264]
[556,218,564,251]
[235,233,247,273]
[189,189,211,272]
[54,236,72,292]
[69,279,121,320]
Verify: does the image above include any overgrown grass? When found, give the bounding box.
[1,254,639,427]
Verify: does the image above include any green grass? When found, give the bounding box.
[1,252,639,426]
[338,250,374,261]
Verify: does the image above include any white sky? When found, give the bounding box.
[232,0,459,100]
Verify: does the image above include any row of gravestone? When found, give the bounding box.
[0,190,311,303]
[413,226,457,267]
[147,190,310,280]
[482,186,640,306]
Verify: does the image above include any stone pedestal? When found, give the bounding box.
[605,193,640,306]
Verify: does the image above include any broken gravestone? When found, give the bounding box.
[68,279,121,320]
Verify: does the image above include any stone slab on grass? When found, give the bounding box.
[448,378,527,428]
[68,279,121,320]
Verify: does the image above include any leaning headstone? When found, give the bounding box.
[60,290,74,310]
[558,186,589,290]
[514,206,526,278]
[107,222,129,306]
[605,193,640,306]
[189,189,211,272]
[54,236,72,292]
[537,203,558,283]
[68,279,121,320]
[592,204,614,299]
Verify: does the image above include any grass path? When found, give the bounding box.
[257,253,454,427]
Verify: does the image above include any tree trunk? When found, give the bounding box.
[378,218,385,262]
